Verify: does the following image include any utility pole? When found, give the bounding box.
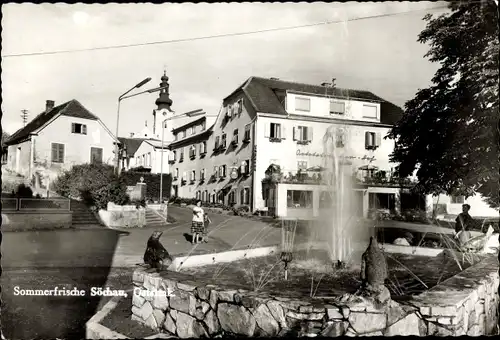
[20,109,29,127]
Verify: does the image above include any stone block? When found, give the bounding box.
[132,306,141,318]
[286,311,324,321]
[217,303,256,336]
[437,317,452,325]
[321,321,348,337]
[204,309,221,335]
[196,287,210,301]
[133,270,145,284]
[251,304,280,336]
[217,290,237,302]
[169,289,194,315]
[163,279,178,291]
[177,282,196,292]
[133,293,146,308]
[281,300,311,311]
[145,314,158,329]
[467,324,481,336]
[138,301,154,321]
[327,307,343,320]
[267,300,287,328]
[152,291,169,311]
[384,313,420,336]
[349,312,387,334]
[175,311,208,338]
[359,330,383,336]
[144,275,162,291]
[345,327,357,337]
[163,312,176,335]
[153,309,165,328]
[419,306,431,316]
[342,306,350,319]
[431,305,457,316]
[170,309,177,321]
[209,290,218,310]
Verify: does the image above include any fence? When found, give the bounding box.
[1,198,71,211]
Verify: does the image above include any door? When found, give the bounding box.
[90,147,103,164]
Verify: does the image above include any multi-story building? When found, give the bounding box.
[168,76,408,217]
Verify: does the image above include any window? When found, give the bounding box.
[182,172,187,181]
[330,101,345,115]
[169,150,177,162]
[200,169,205,181]
[244,124,251,141]
[51,143,65,163]
[237,99,243,114]
[213,166,219,177]
[215,136,220,150]
[179,148,184,161]
[190,170,196,182]
[295,97,311,112]
[219,165,227,178]
[147,152,151,167]
[232,129,239,145]
[336,129,346,148]
[451,195,465,204]
[203,190,208,202]
[297,161,308,171]
[90,147,103,164]
[228,191,237,205]
[71,123,87,135]
[174,168,179,178]
[200,141,207,154]
[365,132,381,150]
[362,104,378,119]
[182,130,187,138]
[192,126,197,135]
[174,133,178,141]
[287,190,313,208]
[189,145,196,159]
[293,126,311,142]
[142,155,146,165]
[268,123,281,139]
[217,191,224,204]
[221,134,227,148]
[201,121,206,131]
[240,187,250,205]
[240,160,250,175]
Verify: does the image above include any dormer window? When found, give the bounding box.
[174,133,178,141]
[295,97,310,112]
[192,126,196,135]
[201,121,206,131]
[182,130,187,138]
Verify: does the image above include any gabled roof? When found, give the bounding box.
[226,76,404,125]
[171,115,206,134]
[118,137,147,157]
[5,99,102,145]
[168,123,214,150]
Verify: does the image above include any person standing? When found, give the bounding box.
[191,200,205,244]
[455,204,474,233]
[202,213,212,243]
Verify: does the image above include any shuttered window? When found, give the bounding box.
[330,101,345,114]
[51,143,65,163]
[90,147,103,164]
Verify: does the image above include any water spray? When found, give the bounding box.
[281,218,297,280]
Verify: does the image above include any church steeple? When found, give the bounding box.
[155,69,173,111]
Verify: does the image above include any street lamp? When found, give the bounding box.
[114,79,170,174]
[158,110,205,205]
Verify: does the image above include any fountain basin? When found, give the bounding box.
[129,248,498,337]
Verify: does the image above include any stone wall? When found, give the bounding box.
[132,255,499,337]
[98,202,146,228]
[1,211,73,231]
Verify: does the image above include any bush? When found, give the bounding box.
[52,163,129,210]
[120,171,172,203]
[16,183,33,198]
[232,204,251,216]
[128,166,152,173]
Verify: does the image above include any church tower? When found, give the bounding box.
[153,70,174,138]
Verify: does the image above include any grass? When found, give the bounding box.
[100,296,157,339]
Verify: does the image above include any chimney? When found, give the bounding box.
[45,100,55,113]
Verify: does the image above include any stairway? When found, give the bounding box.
[145,208,168,228]
[70,200,102,225]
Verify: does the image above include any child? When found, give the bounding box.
[191,200,204,244]
[202,214,212,243]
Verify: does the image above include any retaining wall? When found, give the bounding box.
[1,211,73,231]
[131,255,498,337]
[98,202,146,228]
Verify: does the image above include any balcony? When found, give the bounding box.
[219,142,227,151]
[269,137,282,143]
[296,139,310,146]
[179,157,184,163]
[189,153,196,160]
[231,138,238,146]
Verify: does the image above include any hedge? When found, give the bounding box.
[121,171,172,203]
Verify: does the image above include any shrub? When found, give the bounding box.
[128,166,152,173]
[52,163,129,210]
[16,183,33,198]
[232,204,251,216]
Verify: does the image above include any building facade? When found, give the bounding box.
[4,99,118,187]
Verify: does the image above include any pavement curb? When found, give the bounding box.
[86,295,130,339]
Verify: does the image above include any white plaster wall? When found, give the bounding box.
[432,193,499,218]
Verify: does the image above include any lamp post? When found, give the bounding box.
[158,110,205,205]
[114,79,171,174]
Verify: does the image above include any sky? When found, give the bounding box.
[1,2,449,137]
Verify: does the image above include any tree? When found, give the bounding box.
[1,131,10,148]
[388,1,499,208]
